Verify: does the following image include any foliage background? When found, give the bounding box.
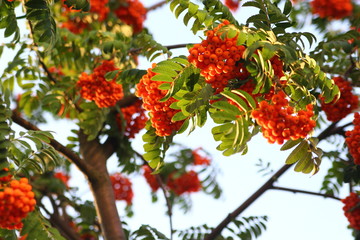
[0,0,354,239]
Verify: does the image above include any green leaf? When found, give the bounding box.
[21,211,66,240]
[280,138,302,151]
[285,140,308,164]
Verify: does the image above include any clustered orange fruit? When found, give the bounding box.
[188,20,285,97]
[0,178,36,229]
[310,0,353,19]
[142,165,202,195]
[89,0,110,21]
[251,91,316,144]
[0,168,12,182]
[342,192,360,230]
[116,99,148,139]
[224,0,240,11]
[142,165,160,192]
[192,148,211,166]
[321,77,358,122]
[77,60,124,108]
[54,171,70,188]
[188,20,249,94]
[166,170,202,195]
[110,173,133,205]
[345,112,360,165]
[80,232,98,240]
[60,18,89,34]
[135,63,184,136]
[115,0,147,33]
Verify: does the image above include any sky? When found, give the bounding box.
[0,1,355,240]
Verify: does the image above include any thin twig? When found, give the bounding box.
[271,186,341,201]
[129,43,193,54]
[134,151,174,239]
[147,0,167,12]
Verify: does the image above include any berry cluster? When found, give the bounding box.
[135,63,184,136]
[310,0,353,19]
[0,168,12,182]
[54,171,70,189]
[224,0,240,12]
[192,148,211,166]
[142,165,160,192]
[116,99,148,139]
[0,178,36,229]
[342,192,360,230]
[115,0,147,33]
[77,60,124,108]
[251,91,316,144]
[321,77,358,122]
[142,165,203,196]
[188,20,249,94]
[60,19,89,34]
[345,113,360,165]
[166,170,202,196]
[110,173,133,205]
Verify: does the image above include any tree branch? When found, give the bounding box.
[147,0,167,12]
[129,43,193,55]
[270,186,341,201]
[204,121,347,240]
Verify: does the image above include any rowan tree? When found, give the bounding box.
[0,0,360,239]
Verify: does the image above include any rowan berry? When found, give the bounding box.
[342,192,360,230]
[116,99,148,139]
[115,0,147,33]
[54,171,70,188]
[224,0,240,12]
[142,165,160,192]
[311,0,353,19]
[192,148,211,166]
[135,63,184,137]
[0,178,36,230]
[321,77,358,122]
[345,113,360,164]
[166,170,202,195]
[77,60,124,108]
[0,168,12,182]
[109,173,133,205]
[251,91,316,144]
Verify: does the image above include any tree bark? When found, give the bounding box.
[79,131,125,240]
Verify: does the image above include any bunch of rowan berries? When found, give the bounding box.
[251,91,316,144]
[166,170,202,196]
[0,168,12,182]
[310,0,353,19]
[135,63,184,136]
[192,148,211,166]
[54,171,70,189]
[345,112,360,165]
[342,192,360,230]
[115,0,147,33]
[0,178,36,229]
[110,173,133,205]
[188,20,285,97]
[142,165,160,192]
[116,99,148,139]
[77,60,124,108]
[188,20,249,94]
[321,77,358,122]
[224,0,240,11]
